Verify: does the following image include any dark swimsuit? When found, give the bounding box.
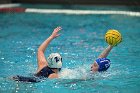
[12,66,55,82]
[35,66,55,77]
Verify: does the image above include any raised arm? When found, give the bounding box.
[37,27,62,71]
[98,45,113,58]
[91,45,113,72]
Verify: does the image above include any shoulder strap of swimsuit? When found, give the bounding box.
[35,66,55,78]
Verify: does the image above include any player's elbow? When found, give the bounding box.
[38,47,45,52]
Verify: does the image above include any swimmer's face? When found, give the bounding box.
[91,61,99,72]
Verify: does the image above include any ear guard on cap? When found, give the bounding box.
[47,53,62,69]
[96,58,111,72]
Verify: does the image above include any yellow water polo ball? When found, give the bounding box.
[105,29,122,46]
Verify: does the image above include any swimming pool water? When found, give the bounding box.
[0,4,140,93]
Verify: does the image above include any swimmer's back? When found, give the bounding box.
[12,66,55,82]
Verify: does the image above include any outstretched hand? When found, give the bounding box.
[50,27,62,39]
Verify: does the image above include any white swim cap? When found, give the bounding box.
[47,53,62,69]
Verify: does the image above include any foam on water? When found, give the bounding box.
[59,66,89,79]
[59,64,126,80]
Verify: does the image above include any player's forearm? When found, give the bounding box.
[38,36,54,52]
[98,45,113,58]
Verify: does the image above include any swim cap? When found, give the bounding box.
[47,53,62,69]
[96,58,111,72]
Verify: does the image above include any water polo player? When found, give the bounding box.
[91,30,122,72]
[91,45,112,72]
[35,26,62,78]
[12,27,62,82]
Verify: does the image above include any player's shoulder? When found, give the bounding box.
[48,73,58,78]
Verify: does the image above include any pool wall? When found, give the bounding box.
[0,0,140,5]
[0,0,11,4]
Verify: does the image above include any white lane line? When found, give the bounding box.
[26,8,140,17]
[0,4,21,8]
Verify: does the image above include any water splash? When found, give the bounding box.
[59,63,129,80]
